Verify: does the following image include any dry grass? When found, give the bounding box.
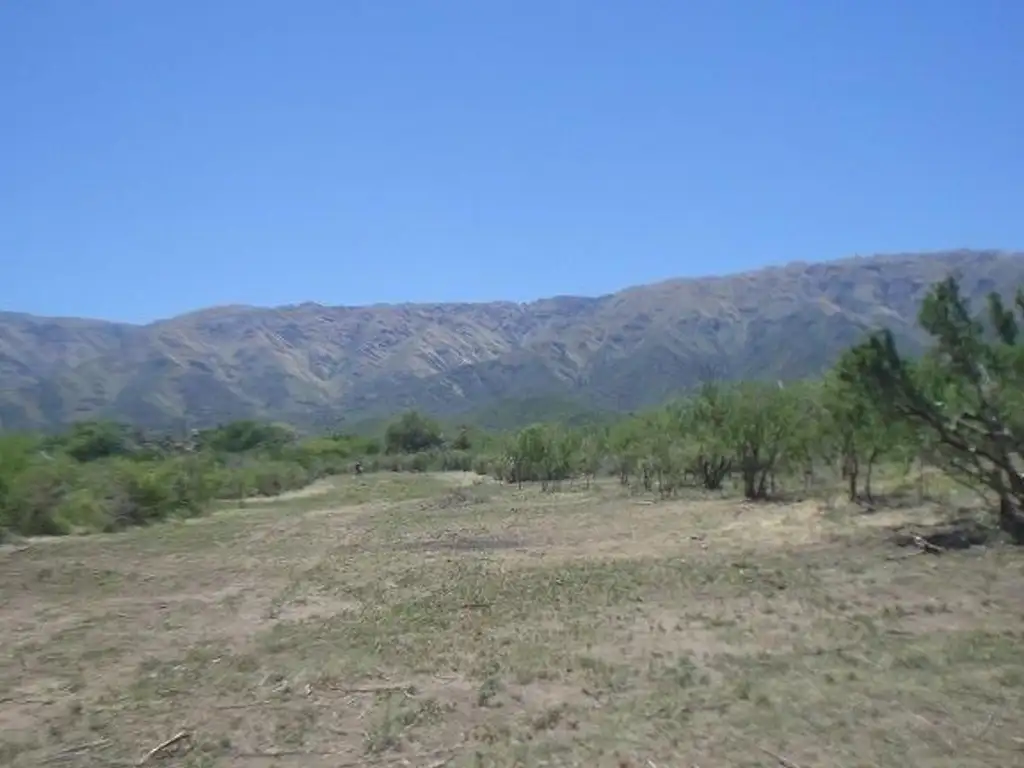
[1,471,1022,767]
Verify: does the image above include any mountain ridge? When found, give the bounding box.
[1,249,1020,431]
[6,248,998,327]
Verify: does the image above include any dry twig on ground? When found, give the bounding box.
[137,731,191,765]
[758,746,803,768]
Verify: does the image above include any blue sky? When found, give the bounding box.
[1,1,1021,323]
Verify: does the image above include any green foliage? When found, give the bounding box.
[679,383,735,490]
[845,276,1024,541]
[451,426,473,451]
[197,420,297,454]
[0,433,37,496]
[1,452,82,535]
[48,420,134,462]
[469,276,1024,523]
[503,423,581,489]
[455,395,615,432]
[720,381,803,499]
[0,420,385,539]
[384,411,445,454]
[296,432,381,464]
[822,349,904,501]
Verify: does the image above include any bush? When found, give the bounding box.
[0,448,321,537]
[384,411,445,454]
[1,456,82,536]
[0,415,476,540]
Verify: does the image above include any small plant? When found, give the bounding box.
[476,675,504,707]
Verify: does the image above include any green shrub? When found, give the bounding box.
[99,459,201,528]
[55,487,116,533]
[0,414,484,540]
[0,456,82,536]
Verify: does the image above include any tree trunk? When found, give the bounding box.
[741,447,765,500]
[700,455,730,491]
[864,449,879,503]
[844,454,859,501]
[742,464,769,500]
[743,469,757,499]
[998,494,1024,544]
[996,469,1024,543]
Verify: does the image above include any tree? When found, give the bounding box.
[384,411,444,455]
[845,276,1024,541]
[823,351,898,502]
[773,379,827,492]
[0,433,38,535]
[198,420,296,454]
[680,383,734,491]
[506,423,578,490]
[451,426,473,451]
[576,428,606,488]
[636,409,672,496]
[608,418,645,487]
[57,420,133,462]
[723,382,801,500]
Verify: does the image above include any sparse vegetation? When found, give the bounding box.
[1,469,1021,765]
[3,275,1024,543]
[0,421,377,537]
[1,275,1023,765]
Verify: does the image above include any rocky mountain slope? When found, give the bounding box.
[1,249,1020,431]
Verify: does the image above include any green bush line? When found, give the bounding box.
[0,422,499,538]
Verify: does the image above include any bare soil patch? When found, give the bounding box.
[1,473,1022,767]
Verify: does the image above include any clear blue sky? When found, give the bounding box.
[2,1,1021,323]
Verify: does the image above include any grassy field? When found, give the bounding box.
[1,471,1022,767]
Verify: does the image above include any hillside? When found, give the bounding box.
[0,249,1020,431]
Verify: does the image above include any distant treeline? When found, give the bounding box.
[0,412,492,538]
[2,276,1022,544]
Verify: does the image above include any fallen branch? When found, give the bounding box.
[0,696,55,705]
[137,731,191,765]
[324,682,417,695]
[886,550,928,561]
[342,686,414,694]
[908,712,957,754]
[973,709,997,741]
[912,534,945,555]
[41,739,110,764]
[234,748,454,766]
[235,750,339,759]
[213,700,275,710]
[758,746,803,768]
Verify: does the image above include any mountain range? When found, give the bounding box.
[1,249,1020,432]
